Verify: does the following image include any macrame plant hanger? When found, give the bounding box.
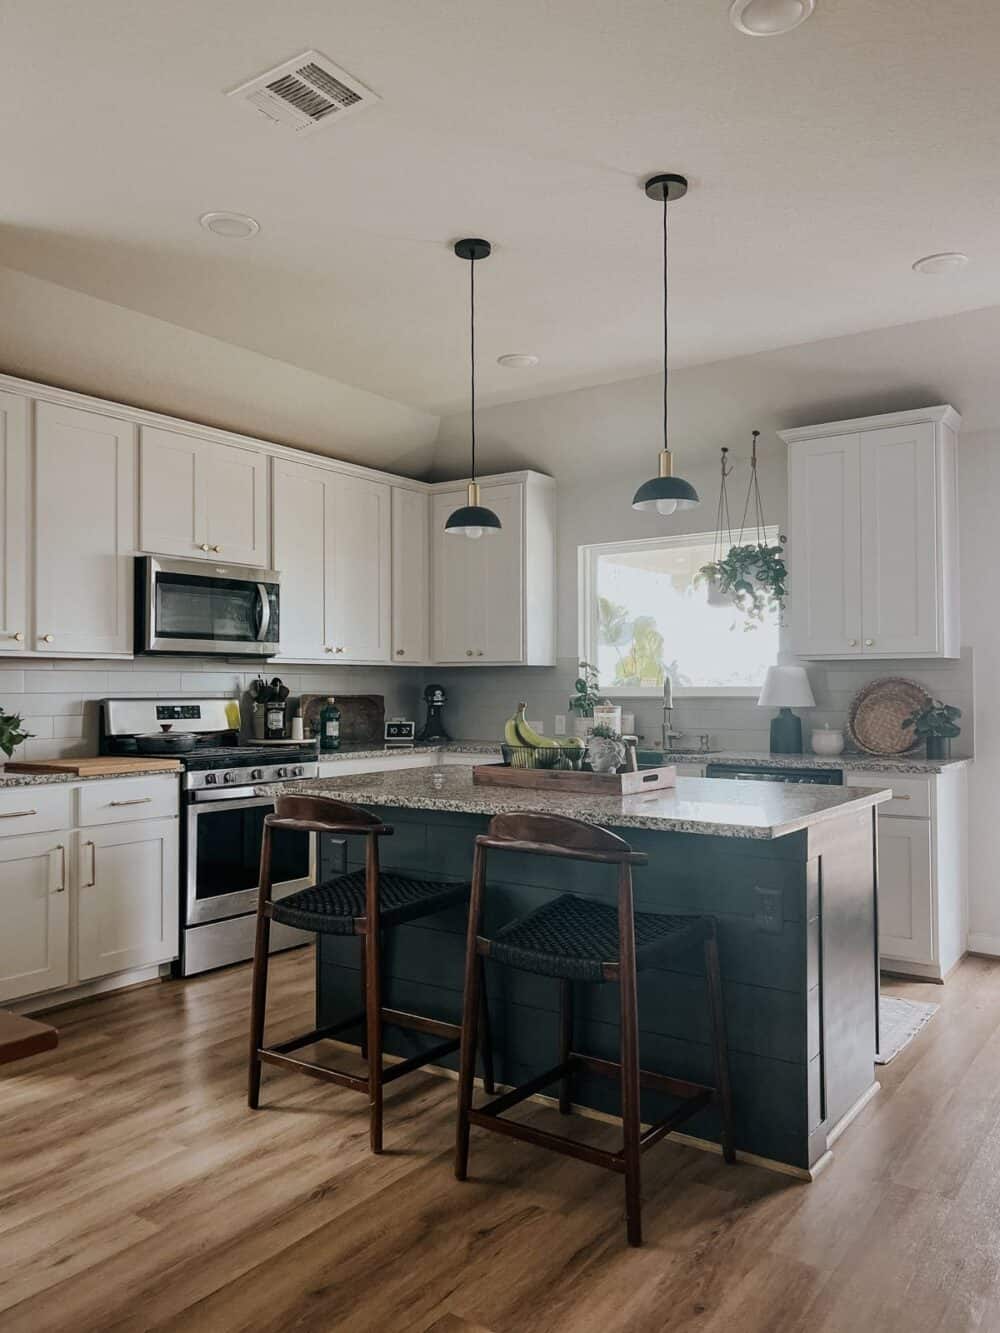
[711,445,735,565]
[737,429,767,548]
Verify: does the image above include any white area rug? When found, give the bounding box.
[876,995,939,1065]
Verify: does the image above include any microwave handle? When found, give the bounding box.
[255,584,271,642]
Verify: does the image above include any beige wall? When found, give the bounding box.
[0,264,440,477]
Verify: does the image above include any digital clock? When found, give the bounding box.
[384,718,416,748]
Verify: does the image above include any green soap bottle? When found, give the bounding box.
[318,697,342,752]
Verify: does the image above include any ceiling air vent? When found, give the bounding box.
[226,50,378,135]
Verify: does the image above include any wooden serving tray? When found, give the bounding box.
[472,763,677,795]
[5,756,183,776]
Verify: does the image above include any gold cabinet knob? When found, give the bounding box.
[476,650,484,657]
[848,639,857,647]
[466,649,474,657]
[396,649,405,656]
[324,646,334,653]
[199,543,211,552]
[10,632,23,642]
[211,545,221,553]
[335,646,344,654]
[865,639,874,647]
[41,634,54,643]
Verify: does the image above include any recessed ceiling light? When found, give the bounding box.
[199,211,260,239]
[912,251,969,275]
[497,353,540,369]
[729,0,815,36]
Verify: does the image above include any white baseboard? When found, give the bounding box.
[10,964,169,1016]
[967,934,1000,958]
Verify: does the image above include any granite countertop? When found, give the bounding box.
[318,741,501,762]
[0,764,181,788]
[657,748,971,775]
[257,767,892,841]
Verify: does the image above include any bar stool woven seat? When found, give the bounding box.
[272,869,470,936]
[489,893,712,983]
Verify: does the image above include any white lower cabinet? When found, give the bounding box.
[76,818,179,981]
[847,767,968,980]
[0,776,179,1005]
[0,832,70,1001]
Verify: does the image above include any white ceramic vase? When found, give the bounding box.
[588,737,626,773]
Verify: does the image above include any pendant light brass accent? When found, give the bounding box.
[632,174,700,516]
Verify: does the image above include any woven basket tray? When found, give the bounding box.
[848,677,931,755]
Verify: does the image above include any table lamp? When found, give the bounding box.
[758,665,815,755]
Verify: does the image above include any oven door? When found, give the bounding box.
[186,795,315,927]
[139,556,280,656]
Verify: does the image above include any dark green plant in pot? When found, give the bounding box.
[0,709,31,759]
[697,537,787,629]
[901,699,962,760]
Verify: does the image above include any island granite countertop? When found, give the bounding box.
[659,748,971,774]
[257,767,892,840]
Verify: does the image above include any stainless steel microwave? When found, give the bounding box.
[135,556,280,657]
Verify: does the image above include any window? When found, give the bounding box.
[578,528,780,696]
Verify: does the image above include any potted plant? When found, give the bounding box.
[697,536,787,628]
[587,723,626,774]
[901,699,962,760]
[0,709,31,761]
[569,661,609,740]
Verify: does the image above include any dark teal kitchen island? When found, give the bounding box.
[261,768,891,1175]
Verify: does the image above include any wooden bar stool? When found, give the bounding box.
[248,794,493,1153]
[454,812,735,1246]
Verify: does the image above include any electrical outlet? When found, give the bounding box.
[754,886,783,935]
[554,714,567,735]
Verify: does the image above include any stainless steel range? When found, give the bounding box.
[100,697,320,976]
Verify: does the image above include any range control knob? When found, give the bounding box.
[222,770,235,784]
[250,767,264,781]
[276,767,288,779]
[204,772,217,785]
[292,765,304,777]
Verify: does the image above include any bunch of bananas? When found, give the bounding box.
[503,702,584,770]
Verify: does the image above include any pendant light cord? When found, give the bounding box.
[469,254,477,483]
[662,191,669,451]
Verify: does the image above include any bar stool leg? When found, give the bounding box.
[365,924,383,1154]
[247,824,273,1110]
[559,979,574,1114]
[455,944,482,1181]
[618,865,643,1246]
[704,928,736,1165]
[477,956,495,1096]
[358,935,368,1061]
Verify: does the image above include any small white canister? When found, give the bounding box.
[811,724,845,756]
[592,704,623,735]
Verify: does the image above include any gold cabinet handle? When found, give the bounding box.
[0,808,37,819]
[41,634,54,643]
[892,793,911,801]
[49,844,66,893]
[109,797,153,808]
[82,839,96,888]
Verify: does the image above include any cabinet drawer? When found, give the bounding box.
[77,777,179,826]
[846,772,931,818]
[0,786,73,837]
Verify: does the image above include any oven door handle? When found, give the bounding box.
[255,584,271,643]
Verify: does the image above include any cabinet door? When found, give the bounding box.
[860,422,939,656]
[479,482,524,663]
[0,391,28,652]
[878,815,934,965]
[0,833,70,1001]
[272,457,331,660]
[35,402,135,656]
[787,434,862,656]
[139,427,202,559]
[77,819,179,980]
[391,487,429,664]
[202,440,269,567]
[431,491,488,662]
[328,473,391,663]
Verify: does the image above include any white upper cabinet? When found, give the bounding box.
[431,473,555,666]
[272,459,391,664]
[783,407,960,659]
[391,486,430,664]
[0,392,28,652]
[35,402,136,656]
[140,427,269,567]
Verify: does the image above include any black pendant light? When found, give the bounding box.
[445,238,502,539]
[632,174,700,516]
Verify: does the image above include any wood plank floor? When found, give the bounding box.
[4,950,1000,1332]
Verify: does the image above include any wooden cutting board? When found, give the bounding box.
[4,756,183,776]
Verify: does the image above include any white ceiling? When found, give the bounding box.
[1,0,998,416]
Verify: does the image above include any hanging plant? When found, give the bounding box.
[697,429,786,629]
[703,445,734,607]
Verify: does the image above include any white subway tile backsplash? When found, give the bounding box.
[179,672,242,693]
[24,670,110,694]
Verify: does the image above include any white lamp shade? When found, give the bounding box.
[758,665,816,709]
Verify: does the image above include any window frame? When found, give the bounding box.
[577,527,780,699]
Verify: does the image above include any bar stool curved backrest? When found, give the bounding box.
[455,809,735,1247]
